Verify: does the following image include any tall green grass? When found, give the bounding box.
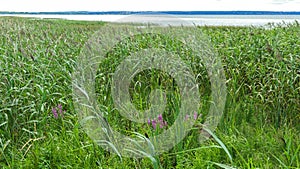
[0,17,299,168]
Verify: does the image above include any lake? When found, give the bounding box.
[1,14,300,26]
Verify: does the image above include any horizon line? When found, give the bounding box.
[1,11,300,15]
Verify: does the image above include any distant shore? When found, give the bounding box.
[1,11,300,15]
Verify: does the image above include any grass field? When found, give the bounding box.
[0,17,299,168]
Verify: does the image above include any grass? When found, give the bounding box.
[0,16,299,168]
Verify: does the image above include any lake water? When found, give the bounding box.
[1,14,300,26]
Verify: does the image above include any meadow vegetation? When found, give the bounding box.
[0,17,299,168]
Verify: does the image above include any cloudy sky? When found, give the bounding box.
[0,0,299,12]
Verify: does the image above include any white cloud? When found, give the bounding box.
[270,0,300,5]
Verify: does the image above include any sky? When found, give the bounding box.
[0,0,300,12]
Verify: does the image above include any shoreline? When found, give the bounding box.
[1,14,300,27]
